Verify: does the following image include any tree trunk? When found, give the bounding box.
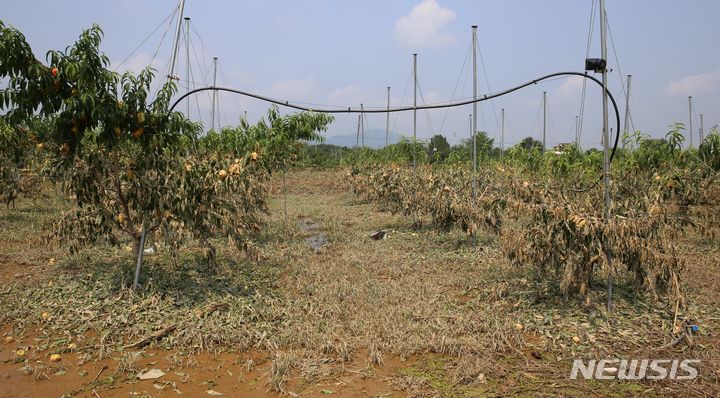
[132,226,147,291]
[132,234,142,258]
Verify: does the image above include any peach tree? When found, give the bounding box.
[0,22,331,274]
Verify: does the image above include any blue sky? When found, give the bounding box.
[3,0,719,148]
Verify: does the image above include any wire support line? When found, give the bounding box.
[578,0,598,144]
[439,41,472,135]
[475,39,500,132]
[113,8,177,72]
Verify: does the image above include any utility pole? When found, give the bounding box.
[500,108,505,162]
[542,91,547,153]
[168,0,187,79]
[356,114,361,147]
[700,113,704,143]
[184,17,190,118]
[599,0,613,311]
[211,57,218,131]
[622,74,632,148]
[413,53,418,169]
[469,114,472,139]
[360,103,365,147]
[575,115,579,148]
[688,96,693,148]
[386,86,391,146]
[471,25,478,201]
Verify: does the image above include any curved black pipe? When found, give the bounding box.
[169,71,621,161]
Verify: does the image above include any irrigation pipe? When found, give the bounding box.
[169,71,622,162]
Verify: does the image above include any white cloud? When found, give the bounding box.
[665,68,720,96]
[556,75,585,100]
[268,77,316,99]
[328,85,366,105]
[394,0,457,48]
[548,76,585,102]
[112,52,165,75]
[419,88,442,105]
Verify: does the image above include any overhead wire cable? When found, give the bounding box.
[476,37,500,134]
[113,8,177,72]
[578,0,598,145]
[606,10,634,138]
[417,79,435,137]
[188,22,214,122]
[439,41,472,135]
[391,66,412,139]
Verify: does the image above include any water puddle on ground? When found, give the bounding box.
[297,219,327,253]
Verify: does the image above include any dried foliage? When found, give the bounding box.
[349,164,704,304]
[349,165,504,236]
[504,200,684,302]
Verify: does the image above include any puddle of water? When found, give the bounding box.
[297,220,322,232]
[298,219,327,253]
[306,234,328,253]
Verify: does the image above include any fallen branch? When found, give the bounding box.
[656,328,697,351]
[655,333,687,351]
[91,365,108,384]
[123,325,176,349]
[202,303,230,318]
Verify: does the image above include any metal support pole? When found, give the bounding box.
[211,57,218,131]
[168,0,187,78]
[700,113,704,143]
[688,96,693,148]
[356,114,361,147]
[469,114,472,142]
[622,74,632,148]
[471,26,478,201]
[283,169,287,224]
[360,103,365,147]
[501,108,505,162]
[575,115,580,148]
[386,86,391,147]
[600,0,613,311]
[185,17,190,118]
[413,53,418,169]
[542,91,547,153]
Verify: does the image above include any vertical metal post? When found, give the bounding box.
[471,26,478,201]
[700,113,704,143]
[211,57,218,131]
[360,103,365,147]
[283,169,287,224]
[600,0,613,311]
[622,74,632,148]
[184,17,191,118]
[688,96,693,148]
[500,108,505,162]
[168,0,187,78]
[356,114,361,147]
[386,86,391,146]
[575,115,580,148]
[469,114,472,141]
[413,53,418,169]
[542,91,547,153]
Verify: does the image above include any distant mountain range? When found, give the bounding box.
[312,128,409,148]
